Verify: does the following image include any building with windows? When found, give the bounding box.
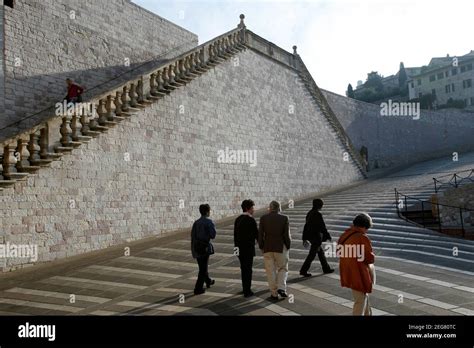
[408,51,474,108]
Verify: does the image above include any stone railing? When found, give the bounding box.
[0,13,367,190]
[244,30,367,177]
[0,25,247,189]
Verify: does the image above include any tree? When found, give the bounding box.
[365,72,384,92]
[347,83,355,98]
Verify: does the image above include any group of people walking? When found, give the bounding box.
[190,198,375,316]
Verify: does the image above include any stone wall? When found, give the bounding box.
[0,6,5,122]
[438,183,474,229]
[322,90,474,169]
[0,48,363,271]
[1,0,198,130]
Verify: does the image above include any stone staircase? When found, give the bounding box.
[0,25,248,192]
[0,16,367,195]
[283,155,474,273]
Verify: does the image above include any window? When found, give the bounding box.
[452,68,458,75]
[4,0,14,7]
[445,85,451,93]
[461,65,466,73]
[445,71,449,78]
[452,83,455,92]
[463,79,472,89]
[437,72,444,79]
[467,63,473,71]
[432,89,437,96]
[411,82,414,88]
[419,92,423,98]
[471,97,474,106]
[417,79,421,86]
[430,75,436,82]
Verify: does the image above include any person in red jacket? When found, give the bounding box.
[338,213,375,316]
[65,78,84,104]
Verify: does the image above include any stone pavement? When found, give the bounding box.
[0,154,473,316]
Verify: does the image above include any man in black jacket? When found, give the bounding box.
[234,199,259,297]
[191,204,216,295]
[300,198,334,277]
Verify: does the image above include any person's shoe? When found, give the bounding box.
[323,269,335,274]
[277,289,288,298]
[194,288,206,295]
[206,279,215,288]
[269,294,279,302]
[243,291,254,298]
[300,272,312,277]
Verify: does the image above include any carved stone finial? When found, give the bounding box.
[293,45,298,55]
[238,14,246,28]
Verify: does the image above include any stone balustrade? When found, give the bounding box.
[0,22,247,190]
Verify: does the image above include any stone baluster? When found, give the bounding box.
[167,65,178,87]
[16,139,31,171]
[96,99,108,126]
[71,113,82,141]
[149,73,158,96]
[121,86,130,112]
[199,48,208,68]
[129,83,138,107]
[173,61,184,83]
[28,132,41,164]
[39,128,49,159]
[186,54,195,73]
[208,43,216,62]
[105,95,116,121]
[137,78,145,104]
[113,91,123,116]
[60,116,73,146]
[0,155,3,180]
[80,112,91,134]
[3,143,18,179]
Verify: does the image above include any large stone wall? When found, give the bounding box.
[322,90,474,169]
[0,48,362,271]
[1,0,197,130]
[0,6,5,122]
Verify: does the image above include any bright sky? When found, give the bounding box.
[134,0,473,95]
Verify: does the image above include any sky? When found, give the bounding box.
[134,0,473,95]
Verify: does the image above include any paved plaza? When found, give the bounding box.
[0,154,473,316]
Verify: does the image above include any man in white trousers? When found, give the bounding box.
[258,201,292,300]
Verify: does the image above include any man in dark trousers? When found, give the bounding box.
[300,198,334,277]
[234,199,258,298]
[191,204,216,295]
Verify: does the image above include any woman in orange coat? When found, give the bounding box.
[338,213,375,316]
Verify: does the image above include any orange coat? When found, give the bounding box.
[338,226,375,294]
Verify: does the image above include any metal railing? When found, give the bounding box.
[433,169,474,193]
[395,188,473,238]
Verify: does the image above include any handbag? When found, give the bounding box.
[194,239,209,255]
